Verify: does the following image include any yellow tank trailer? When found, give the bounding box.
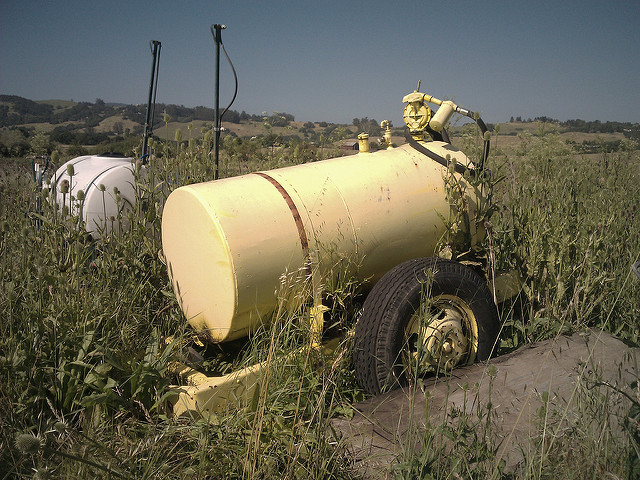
[162,89,508,415]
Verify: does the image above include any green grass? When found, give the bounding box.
[490,131,640,347]
[1,126,639,479]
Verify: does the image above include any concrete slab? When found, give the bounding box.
[331,330,639,478]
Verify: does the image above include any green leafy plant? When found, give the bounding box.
[1,119,638,479]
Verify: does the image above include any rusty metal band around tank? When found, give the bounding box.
[253,172,311,262]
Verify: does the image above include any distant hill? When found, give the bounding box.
[1,94,638,158]
[2,94,638,134]
[0,95,57,126]
[0,94,372,157]
[0,95,274,129]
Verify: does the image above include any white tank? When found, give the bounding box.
[49,153,139,238]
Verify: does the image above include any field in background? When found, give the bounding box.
[1,120,639,478]
[3,94,638,160]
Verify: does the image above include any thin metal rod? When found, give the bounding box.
[142,40,161,162]
[212,24,225,180]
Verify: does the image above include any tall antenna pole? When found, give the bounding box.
[142,40,161,162]
[212,24,225,180]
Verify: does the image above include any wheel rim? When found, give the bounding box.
[403,294,479,377]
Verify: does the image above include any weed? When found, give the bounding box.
[393,370,504,480]
[487,131,640,347]
[1,123,638,478]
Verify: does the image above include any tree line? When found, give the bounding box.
[509,114,638,137]
[3,95,637,136]
[0,95,296,129]
[0,95,300,157]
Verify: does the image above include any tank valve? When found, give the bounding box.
[403,87,476,138]
[402,90,432,140]
[358,133,370,153]
[380,120,393,149]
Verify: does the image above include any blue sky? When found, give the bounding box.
[1,1,639,126]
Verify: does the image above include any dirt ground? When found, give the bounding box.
[331,330,639,479]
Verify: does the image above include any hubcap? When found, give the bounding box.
[404,294,478,377]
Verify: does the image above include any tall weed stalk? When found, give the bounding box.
[483,130,640,346]
[1,137,357,478]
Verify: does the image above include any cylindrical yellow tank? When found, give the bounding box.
[161,141,480,343]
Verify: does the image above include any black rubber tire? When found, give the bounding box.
[353,257,500,395]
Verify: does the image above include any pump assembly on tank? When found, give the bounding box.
[163,80,510,415]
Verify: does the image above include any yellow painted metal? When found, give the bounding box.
[402,99,431,136]
[357,133,370,153]
[402,90,471,138]
[170,336,345,416]
[310,251,329,349]
[492,270,523,304]
[406,293,479,374]
[380,120,393,149]
[171,361,264,417]
[430,100,455,132]
[161,141,480,344]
